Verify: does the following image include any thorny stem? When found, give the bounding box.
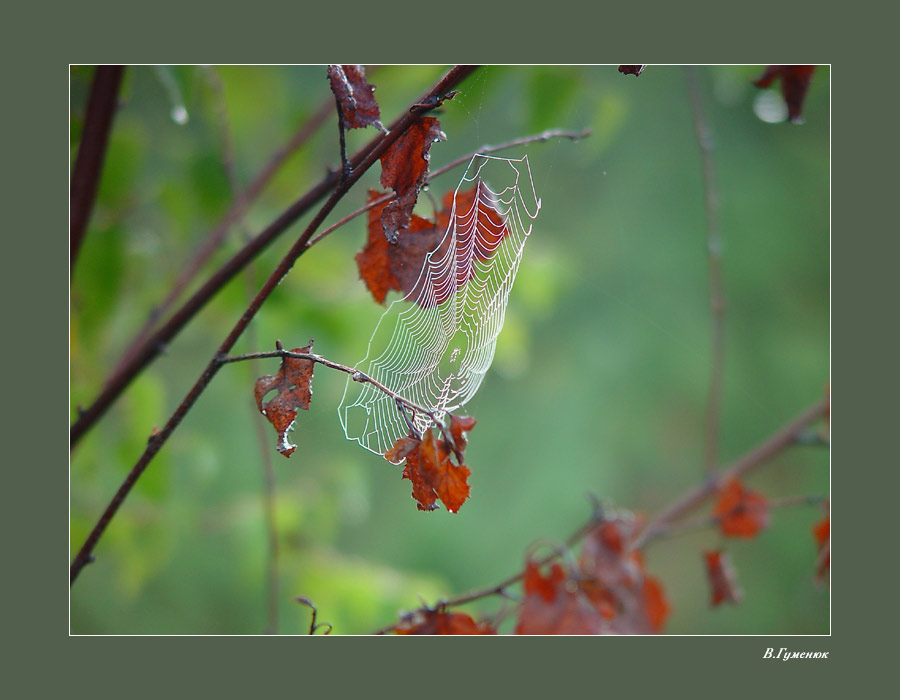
[70,65,125,272]
[70,66,480,585]
[686,67,726,475]
[371,397,827,633]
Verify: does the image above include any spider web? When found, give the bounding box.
[339,154,541,459]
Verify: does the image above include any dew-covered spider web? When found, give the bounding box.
[339,154,541,459]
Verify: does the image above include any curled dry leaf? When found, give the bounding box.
[703,550,743,607]
[618,65,645,76]
[713,478,770,538]
[253,341,315,457]
[753,65,817,124]
[379,116,446,242]
[326,65,384,131]
[448,414,477,458]
[394,609,495,635]
[388,430,471,513]
[356,184,508,306]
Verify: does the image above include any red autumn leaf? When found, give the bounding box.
[515,559,608,635]
[703,550,743,607]
[578,514,670,634]
[383,434,421,464]
[753,65,817,124]
[813,513,830,584]
[326,65,383,131]
[398,430,471,513]
[379,116,445,242]
[448,414,477,457]
[618,65,645,76]
[641,576,670,633]
[253,342,315,457]
[713,478,770,538]
[395,609,495,635]
[356,184,509,307]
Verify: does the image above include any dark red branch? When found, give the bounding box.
[70,65,125,272]
[70,65,479,585]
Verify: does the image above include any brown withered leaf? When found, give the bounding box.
[326,65,384,131]
[379,116,445,242]
[713,478,770,538]
[753,65,817,124]
[253,341,315,457]
[356,184,509,307]
[448,414,477,458]
[618,65,645,76]
[515,559,608,635]
[703,550,743,607]
[396,430,471,513]
[384,434,421,464]
[578,514,670,634]
[395,609,495,635]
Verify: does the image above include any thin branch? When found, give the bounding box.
[70,65,125,272]
[108,88,335,382]
[221,349,438,424]
[686,67,726,474]
[70,65,479,585]
[295,596,332,635]
[372,509,605,634]
[306,128,591,249]
[632,397,828,550]
[430,128,591,181]
[371,398,827,633]
[205,66,280,635]
[70,67,474,449]
[644,493,827,545]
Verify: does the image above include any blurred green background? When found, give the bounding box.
[70,65,829,634]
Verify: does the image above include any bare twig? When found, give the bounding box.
[205,67,280,634]
[108,88,335,383]
[686,67,726,474]
[221,349,438,424]
[70,65,125,272]
[295,597,332,635]
[70,65,479,585]
[632,397,828,550]
[372,509,605,634]
[644,493,827,545]
[70,67,474,449]
[307,128,591,249]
